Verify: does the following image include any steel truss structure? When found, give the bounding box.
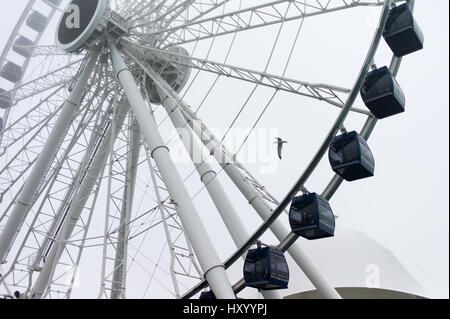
[0,0,417,299]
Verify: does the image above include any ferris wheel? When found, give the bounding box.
[0,0,423,299]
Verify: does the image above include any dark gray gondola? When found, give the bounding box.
[329,131,375,182]
[199,290,238,299]
[244,246,289,290]
[199,290,216,300]
[289,193,335,240]
[0,89,13,109]
[360,66,405,119]
[45,0,63,6]
[0,117,3,133]
[26,11,48,33]
[13,36,36,58]
[1,62,24,83]
[383,3,424,57]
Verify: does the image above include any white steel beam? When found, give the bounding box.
[123,43,355,112]
[108,40,235,299]
[147,68,281,299]
[181,107,342,299]
[140,0,401,47]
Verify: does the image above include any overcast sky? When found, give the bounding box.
[0,0,448,299]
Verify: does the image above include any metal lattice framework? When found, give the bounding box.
[0,0,418,299]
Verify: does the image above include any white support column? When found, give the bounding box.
[182,108,342,299]
[108,41,235,299]
[0,51,99,264]
[111,118,141,299]
[148,69,281,299]
[30,100,130,299]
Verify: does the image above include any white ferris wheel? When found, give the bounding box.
[0,0,423,299]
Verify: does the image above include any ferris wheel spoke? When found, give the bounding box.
[131,0,231,43]
[29,95,128,299]
[119,0,166,18]
[4,58,83,103]
[154,0,232,48]
[0,90,111,292]
[1,84,111,238]
[0,48,100,266]
[28,93,112,275]
[126,0,169,29]
[143,0,395,47]
[130,0,194,29]
[31,45,76,57]
[0,102,68,205]
[46,136,111,300]
[0,64,109,206]
[0,85,66,155]
[124,44,368,113]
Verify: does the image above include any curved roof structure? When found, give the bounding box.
[229,228,426,299]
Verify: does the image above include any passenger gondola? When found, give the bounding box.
[1,62,24,83]
[289,193,335,240]
[13,36,35,58]
[0,89,13,109]
[329,131,375,181]
[244,246,289,290]
[361,66,405,119]
[199,290,216,300]
[26,11,48,33]
[383,3,424,57]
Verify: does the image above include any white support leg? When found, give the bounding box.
[30,100,130,299]
[181,108,342,300]
[108,41,235,299]
[147,68,281,299]
[0,51,99,264]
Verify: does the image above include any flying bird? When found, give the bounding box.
[274,137,288,160]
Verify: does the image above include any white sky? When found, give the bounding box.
[0,0,448,299]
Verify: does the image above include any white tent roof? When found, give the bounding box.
[226,227,426,299]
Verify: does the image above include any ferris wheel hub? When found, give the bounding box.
[56,0,128,53]
[145,46,192,104]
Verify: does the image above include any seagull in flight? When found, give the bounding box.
[274,137,288,160]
